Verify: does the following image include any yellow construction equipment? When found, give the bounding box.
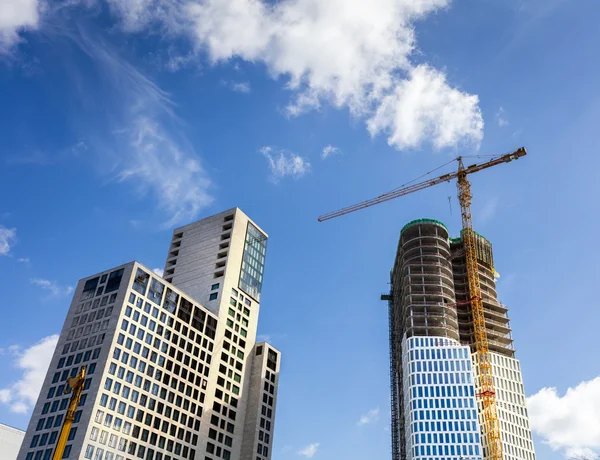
[319,147,527,460]
[52,366,86,460]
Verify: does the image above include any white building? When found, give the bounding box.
[17,208,280,460]
[0,423,25,460]
[473,354,536,460]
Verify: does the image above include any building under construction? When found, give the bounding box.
[385,218,536,460]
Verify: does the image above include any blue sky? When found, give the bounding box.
[1,0,599,458]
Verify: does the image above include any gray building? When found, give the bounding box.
[0,423,25,459]
[17,208,280,460]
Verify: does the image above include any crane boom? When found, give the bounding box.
[317,148,526,222]
[52,366,86,460]
[318,147,527,460]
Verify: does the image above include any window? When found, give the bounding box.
[133,269,150,295]
[211,283,219,291]
[148,279,165,305]
[62,445,72,458]
[163,288,179,314]
[81,277,100,301]
[209,293,218,301]
[105,268,124,293]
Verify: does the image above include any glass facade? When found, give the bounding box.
[239,223,267,302]
[402,336,483,460]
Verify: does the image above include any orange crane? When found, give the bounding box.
[52,366,86,460]
[318,147,527,460]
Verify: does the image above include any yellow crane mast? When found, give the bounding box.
[52,366,86,460]
[318,147,527,460]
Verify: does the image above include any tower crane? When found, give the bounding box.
[52,366,86,460]
[318,147,527,460]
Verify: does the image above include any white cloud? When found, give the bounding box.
[260,146,311,182]
[104,0,160,32]
[17,257,30,263]
[4,0,483,151]
[565,446,598,459]
[231,81,251,93]
[496,107,509,127]
[31,278,74,298]
[0,335,59,414]
[182,0,483,150]
[367,65,483,150]
[0,225,17,256]
[357,407,380,426]
[153,268,164,277]
[0,0,41,53]
[321,145,340,159]
[298,443,320,458]
[527,377,600,457]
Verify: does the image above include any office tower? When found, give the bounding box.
[385,219,536,460]
[17,208,280,460]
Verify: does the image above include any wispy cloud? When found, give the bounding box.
[31,278,74,298]
[496,107,509,127]
[152,268,164,277]
[260,146,311,183]
[60,27,213,228]
[0,22,196,219]
[231,81,251,93]
[298,443,320,458]
[0,335,59,414]
[357,407,380,426]
[71,141,88,156]
[321,145,340,160]
[17,257,30,263]
[0,225,17,256]
[528,377,600,457]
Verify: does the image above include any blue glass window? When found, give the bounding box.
[239,223,267,301]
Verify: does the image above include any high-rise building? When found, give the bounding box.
[385,219,536,460]
[17,208,280,460]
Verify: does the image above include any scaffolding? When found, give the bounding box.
[382,290,401,460]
